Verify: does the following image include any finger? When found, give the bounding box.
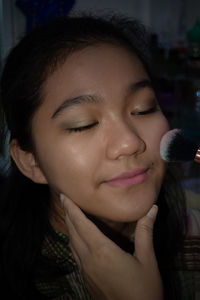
[64,204,90,264]
[134,204,158,264]
[69,244,82,268]
[60,194,117,251]
[65,210,99,269]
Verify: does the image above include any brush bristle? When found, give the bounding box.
[160,129,199,162]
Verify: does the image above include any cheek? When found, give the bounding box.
[36,138,100,193]
[142,115,169,185]
[144,115,169,153]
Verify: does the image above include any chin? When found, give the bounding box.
[109,204,155,223]
[107,214,142,223]
[94,209,149,224]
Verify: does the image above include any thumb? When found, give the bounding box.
[134,204,158,263]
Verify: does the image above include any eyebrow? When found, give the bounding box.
[51,79,152,119]
[128,79,153,94]
[51,94,100,119]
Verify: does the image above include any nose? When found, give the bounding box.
[105,120,146,160]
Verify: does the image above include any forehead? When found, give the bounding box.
[39,44,148,115]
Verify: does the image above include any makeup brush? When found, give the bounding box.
[160,128,200,163]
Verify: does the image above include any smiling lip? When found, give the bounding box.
[106,168,148,187]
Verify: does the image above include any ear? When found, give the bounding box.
[10,139,48,184]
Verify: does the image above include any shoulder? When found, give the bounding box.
[173,189,200,299]
[185,189,200,210]
[184,188,200,236]
[187,207,200,236]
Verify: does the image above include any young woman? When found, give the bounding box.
[0,15,189,299]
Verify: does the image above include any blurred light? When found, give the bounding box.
[196,90,200,97]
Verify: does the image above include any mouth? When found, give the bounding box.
[105,168,149,187]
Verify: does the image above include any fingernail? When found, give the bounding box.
[147,204,158,219]
[60,194,65,206]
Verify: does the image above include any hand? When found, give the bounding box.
[60,194,163,300]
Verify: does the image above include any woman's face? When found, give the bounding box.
[32,43,169,222]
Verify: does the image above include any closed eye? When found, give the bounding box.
[68,122,98,132]
[131,105,159,116]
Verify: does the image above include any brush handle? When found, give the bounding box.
[194,148,200,163]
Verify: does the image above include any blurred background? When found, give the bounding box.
[0,0,200,196]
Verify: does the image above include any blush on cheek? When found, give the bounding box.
[154,118,170,144]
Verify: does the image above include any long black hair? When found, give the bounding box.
[0,15,187,299]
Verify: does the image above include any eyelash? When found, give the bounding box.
[68,105,159,132]
[131,105,159,115]
[68,122,98,132]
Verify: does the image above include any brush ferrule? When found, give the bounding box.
[194,148,200,163]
